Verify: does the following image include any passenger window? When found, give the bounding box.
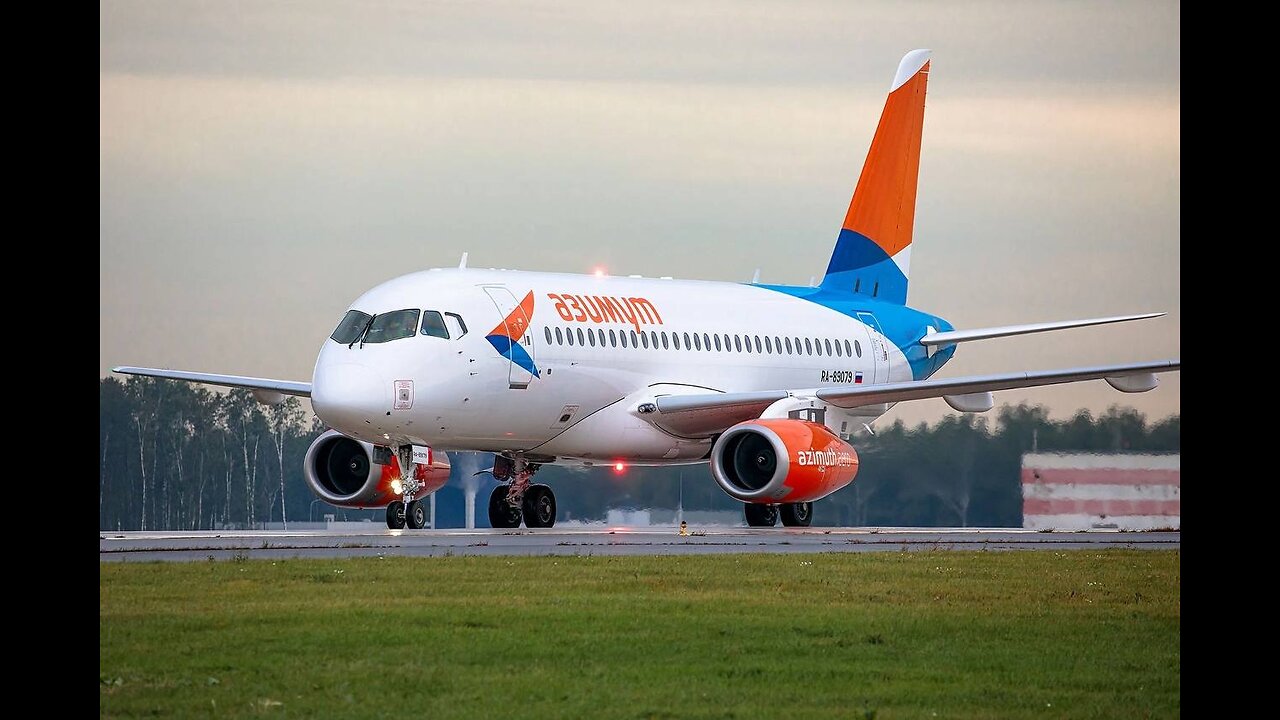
[738,336,747,353]
[598,329,606,346]
[714,334,722,351]
[661,332,669,350]
[785,337,793,354]
[835,339,843,357]
[544,326,552,344]
[588,329,596,347]
[774,336,782,354]
[723,334,731,351]
[824,339,833,356]
[444,312,468,338]
[650,331,658,348]
[576,328,585,346]
[854,340,862,357]
[844,340,853,357]
[805,338,813,355]
[672,333,680,350]
[610,329,617,347]
[754,336,762,353]
[567,328,576,346]
[683,332,691,349]
[694,333,702,350]
[555,327,564,345]
[631,330,639,347]
[641,332,650,349]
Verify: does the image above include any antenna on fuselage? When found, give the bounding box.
[458,252,469,269]
[751,268,760,284]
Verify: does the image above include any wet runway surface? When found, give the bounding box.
[100,527,1179,561]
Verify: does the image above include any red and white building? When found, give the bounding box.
[1021,453,1180,531]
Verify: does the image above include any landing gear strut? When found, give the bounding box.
[486,455,557,529]
[386,445,430,530]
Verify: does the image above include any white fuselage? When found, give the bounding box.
[310,268,913,465]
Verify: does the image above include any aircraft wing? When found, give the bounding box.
[650,360,1179,438]
[112,366,312,398]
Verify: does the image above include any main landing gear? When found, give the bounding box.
[743,501,814,527]
[487,455,557,529]
[385,446,430,530]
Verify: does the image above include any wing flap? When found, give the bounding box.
[651,391,787,438]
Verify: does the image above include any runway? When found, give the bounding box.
[100,526,1179,561]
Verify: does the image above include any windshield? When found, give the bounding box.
[330,310,372,344]
[362,309,421,344]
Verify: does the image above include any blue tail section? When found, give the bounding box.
[821,229,908,303]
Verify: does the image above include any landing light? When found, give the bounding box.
[391,478,403,495]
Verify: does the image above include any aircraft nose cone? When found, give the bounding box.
[311,363,388,433]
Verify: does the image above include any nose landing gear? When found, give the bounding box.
[385,446,430,529]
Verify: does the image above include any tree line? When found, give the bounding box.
[100,377,1178,530]
[99,377,320,532]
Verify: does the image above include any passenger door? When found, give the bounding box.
[855,311,889,384]
[482,286,537,389]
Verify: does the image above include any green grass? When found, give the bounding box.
[101,551,1179,719]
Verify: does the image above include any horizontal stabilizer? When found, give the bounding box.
[921,312,1165,347]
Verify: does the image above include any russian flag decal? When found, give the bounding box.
[855,371,864,384]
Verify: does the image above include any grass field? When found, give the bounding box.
[100,550,1179,719]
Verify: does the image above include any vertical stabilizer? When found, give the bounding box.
[821,49,930,303]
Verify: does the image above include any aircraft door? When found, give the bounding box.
[482,286,538,389]
[855,311,890,384]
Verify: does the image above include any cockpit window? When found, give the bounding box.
[421,311,449,339]
[362,309,421,344]
[330,310,372,344]
[444,312,468,338]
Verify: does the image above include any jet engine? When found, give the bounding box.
[710,419,859,504]
[303,430,451,507]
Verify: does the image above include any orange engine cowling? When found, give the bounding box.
[710,419,859,504]
[303,430,452,508]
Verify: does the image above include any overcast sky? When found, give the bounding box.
[100,0,1180,427]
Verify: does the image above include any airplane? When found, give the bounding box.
[113,49,1180,530]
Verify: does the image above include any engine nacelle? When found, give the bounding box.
[303,430,451,508]
[710,419,859,504]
